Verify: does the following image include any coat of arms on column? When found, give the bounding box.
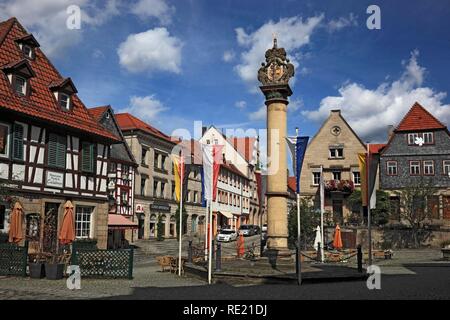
[257,37,295,86]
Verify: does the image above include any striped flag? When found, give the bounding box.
[202,144,223,202]
[286,135,309,193]
[358,153,368,207]
[172,153,184,203]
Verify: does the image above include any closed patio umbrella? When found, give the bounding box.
[8,202,24,243]
[333,224,343,250]
[59,200,75,245]
[313,226,322,251]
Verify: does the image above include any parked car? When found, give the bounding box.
[252,225,261,235]
[217,229,238,242]
[262,224,267,232]
[239,224,255,237]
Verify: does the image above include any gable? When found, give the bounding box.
[0,18,117,142]
[307,110,366,153]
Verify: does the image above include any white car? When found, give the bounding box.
[217,229,238,242]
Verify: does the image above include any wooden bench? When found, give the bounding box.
[156,256,173,272]
[373,250,393,259]
[170,257,187,275]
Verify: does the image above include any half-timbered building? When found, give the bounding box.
[0,17,120,250]
[89,106,138,249]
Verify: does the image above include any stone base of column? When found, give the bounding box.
[263,248,294,265]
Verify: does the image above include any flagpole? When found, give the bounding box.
[367,143,372,266]
[204,201,209,261]
[295,128,302,285]
[178,153,183,276]
[208,147,214,284]
[320,165,324,263]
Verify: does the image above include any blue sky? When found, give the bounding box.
[2,0,450,143]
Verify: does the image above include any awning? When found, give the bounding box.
[219,211,233,219]
[108,214,138,230]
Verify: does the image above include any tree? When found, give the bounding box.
[175,206,188,240]
[394,178,436,248]
[288,198,320,250]
[346,189,390,226]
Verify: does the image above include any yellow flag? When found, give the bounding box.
[358,153,368,207]
[172,155,181,203]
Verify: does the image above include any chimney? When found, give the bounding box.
[331,109,341,115]
[387,125,394,140]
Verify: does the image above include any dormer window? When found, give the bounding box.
[49,77,78,112]
[59,92,70,110]
[22,45,33,59]
[15,34,40,60]
[14,76,26,95]
[2,59,36,97]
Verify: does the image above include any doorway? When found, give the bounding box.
[444,196,450,220]
[149,214,156,238]
[138,214,145,239]
[332,200,343,225]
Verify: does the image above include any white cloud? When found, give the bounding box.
[117,28,182,74]
[235,100,247,109]
[327,13,358,33]
[120,95,168,121]
[0,0,120,57]
[92,49,105,59]
[130,0,175,25]
[302,50,450,142]
[223,50,235,63]
[234,15,324,89]
[248,105,266,121]
[289,98,303,112]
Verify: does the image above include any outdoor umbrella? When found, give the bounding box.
[8,202,24,243]
[333,224,343,250]
[59,200,75,245]
[313,226,322,251]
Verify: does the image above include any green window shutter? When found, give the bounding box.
[48,133,66,168]
[82,142,95,173]
[12,124,24,160]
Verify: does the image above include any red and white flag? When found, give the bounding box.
[202,144,223,202]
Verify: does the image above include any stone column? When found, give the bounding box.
[261,85,292,255]
[257,38,295,258]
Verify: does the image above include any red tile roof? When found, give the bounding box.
[0,17,118,142]
[369,144,386,154]
[287,176,296,192]
[88,106,109,122]
[230,137,256,163]
[116,112,174,144]
[222,161,248,179]
[395,102,447,132]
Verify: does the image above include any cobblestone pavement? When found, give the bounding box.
[0,246,446,299]
[0,262,205,300]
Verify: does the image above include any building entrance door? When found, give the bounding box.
[444,196,450,220]
[332,200,343,225]
[138,214,145,239]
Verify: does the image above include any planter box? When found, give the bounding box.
[442,248,450,261]
[29,263,45,279]
[45,263,64,280]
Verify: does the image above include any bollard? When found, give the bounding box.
[317,242,322,262]
[357,244,363,273]
[215,242,222,271]
[188,240,193,263]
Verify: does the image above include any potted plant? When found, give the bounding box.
[29,253,46,279]
[45,253,65,280]
[441,240,450,261]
